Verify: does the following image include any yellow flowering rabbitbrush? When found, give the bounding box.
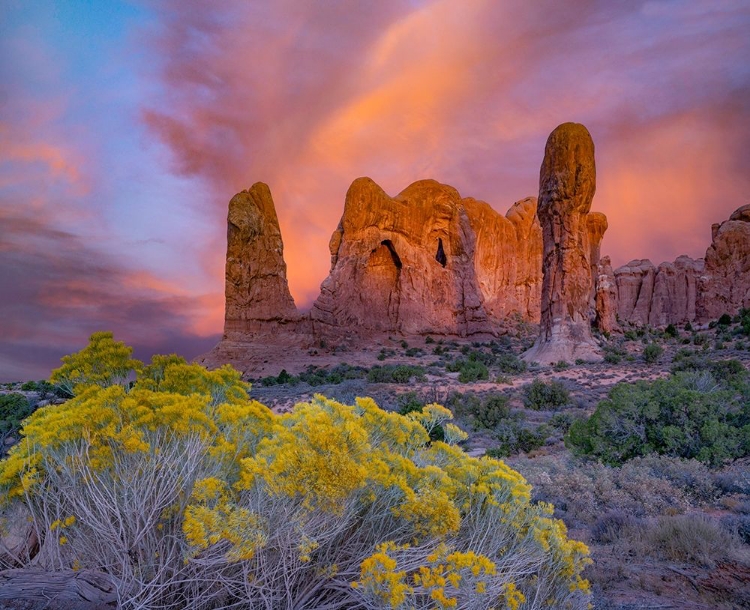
[0,333,591,610]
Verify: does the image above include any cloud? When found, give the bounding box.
[0,208,221,382]
[141,0,750,308]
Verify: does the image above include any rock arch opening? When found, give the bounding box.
[435,238,447,267]
[380,240,402,269]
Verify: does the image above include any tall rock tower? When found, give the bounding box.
[223,182,297,338]
[524,123,602,364]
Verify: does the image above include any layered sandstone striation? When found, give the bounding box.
[310,178,542,336]
[223,183,298,339]
[524,122,603,364]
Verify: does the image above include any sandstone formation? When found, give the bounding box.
[523,122,602,364]
[223,183,298,339]
[587,212,608,320]
[698,204,750,320]
[202,126,749,375]
[614,259,657,327]
[609,257,704,328]
[606,204,749,329]
[310,178,542,336]
[648,256,703,327]
[594,256,619,334]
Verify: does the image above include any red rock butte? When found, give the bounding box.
[200,123,750,371]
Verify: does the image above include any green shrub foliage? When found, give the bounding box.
[522,379,571,410]
[567,367,750,466]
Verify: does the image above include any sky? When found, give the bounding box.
[1,0,749,381]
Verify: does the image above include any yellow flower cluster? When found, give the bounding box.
[352,543,411,608]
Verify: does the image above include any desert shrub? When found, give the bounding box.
[718,313,733,326]
[475,394,510,429]
[0,394,34,450]
[49,331,143,397]
[721,514,750,544]
[693,333,709,346]
[553,360,569,371]
[446,358,489,383]
[458,360,489,383]
[522,379,571,410]
[446,392,510,430]
[489,420,550,457]
[602,344,626,364]
[671,353,747,385]
[509,454,719,528]
[396,391,425,415]
[445,392,481,419]
[367,364,425,383]
[643,514,738,566]
[548,412,578,433]
[494,352,527,374]
[591,510,639,543]
[741,308,750,335]
[20,381,37,392]
[642,342,663,364]
[295,364,367,386]
[664,324,678,338]
[0,337,592,610]
[567,371,750,466]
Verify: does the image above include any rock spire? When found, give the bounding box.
[524,122,602,364]
[223,182,297,339]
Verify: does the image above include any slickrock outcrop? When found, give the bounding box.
[310,178,542,336]
[523,122,602,364]
[698,204,750,320]
[223,183,298,339]
[594,256,619,333]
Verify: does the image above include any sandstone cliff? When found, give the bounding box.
[310,178,542,336]
[204,130,749,376]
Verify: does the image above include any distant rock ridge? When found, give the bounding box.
[592,204,749,329]
[202,127,750,372]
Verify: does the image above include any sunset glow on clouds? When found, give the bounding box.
[1,0,749,380]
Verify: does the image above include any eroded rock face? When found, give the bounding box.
[223,183,298,339]
[594,256,619,334]
[614,259,657,327]
[610,204,750,329]
[648,256,703,327]
[311,178,543,336]
[698,204,750,320]
[523,122,602,364]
